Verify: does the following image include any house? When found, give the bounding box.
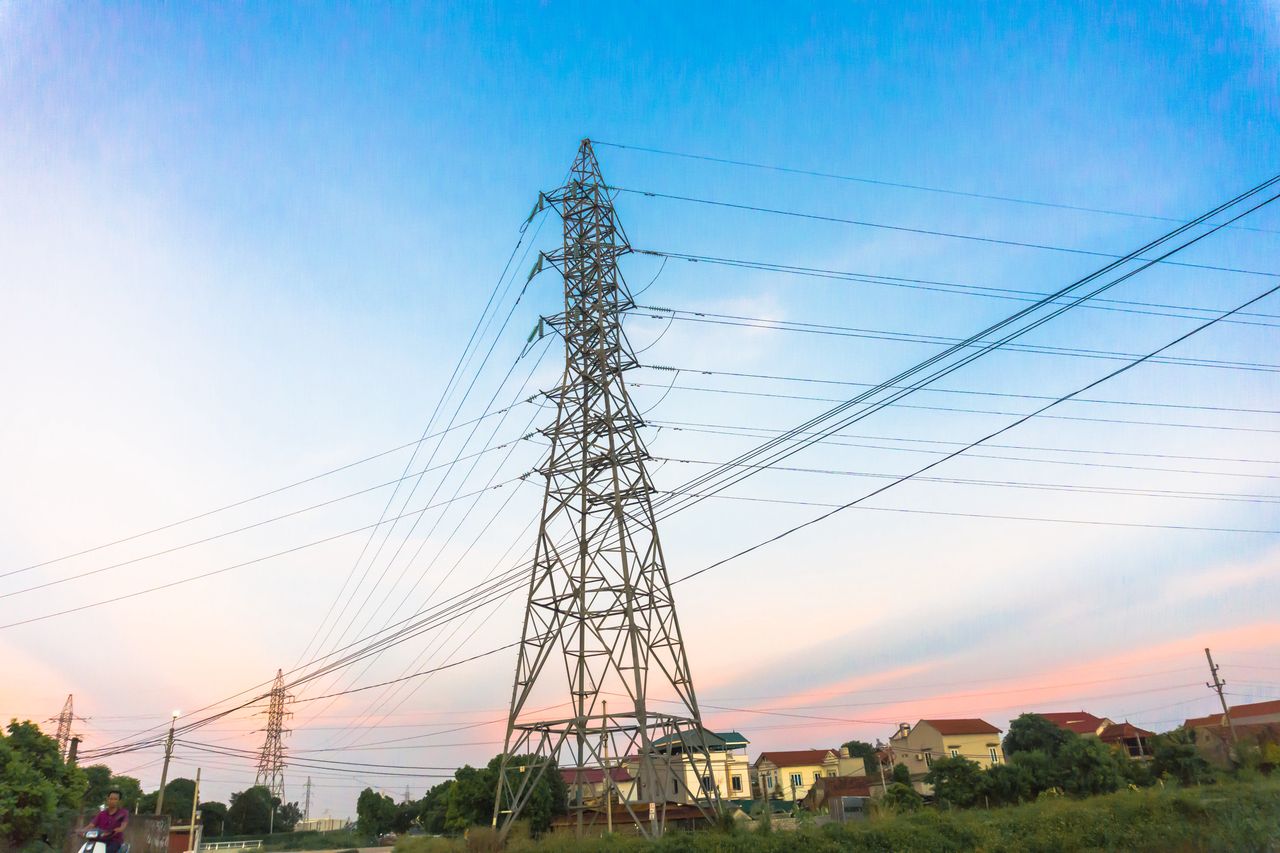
[821,745,871,779]
[1184,700,1280,767]
[1039,711,1114,736]
[887,719,1004,780]
[1184,699,1280,730]
[560,766,636,804]
[753,749,833,801]
[1097,722,1155,758]
[1040,711,1153,758]
[800,775,873,812]
[622,730,750,804]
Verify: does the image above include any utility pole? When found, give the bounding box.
[68,736,81,767]
[303,777,312,822]
[1204,647,1238,743]
[492,138,717,841]
[155,710,180,815]
[187,768,201,853]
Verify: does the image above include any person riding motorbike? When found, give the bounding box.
[83,789,129,853]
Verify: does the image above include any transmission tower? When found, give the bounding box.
[52,694,75,759]
[493,139,717,839]
[254,669,292,802]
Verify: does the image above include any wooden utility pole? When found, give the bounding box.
[1204,648,1238,743]
[155,711,179,815]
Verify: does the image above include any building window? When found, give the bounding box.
[990,747,999,765]
[766,776,774,789]
[731,776,742,792]
[827,770,836,777]
[950,749,959,758]
[702,775,713,793]
[789,773,803,789]
[923,751,933,768]
[814,771,821,782]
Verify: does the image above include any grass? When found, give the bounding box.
[391,779,1280,852]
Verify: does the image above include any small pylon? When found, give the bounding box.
[254,670,292,802]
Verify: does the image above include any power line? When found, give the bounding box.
[639,364,1280,415]
[635,248,1280,328]
[631,308,1280,373]
[675,269,1280,587]
[613,186,1280,279]
[592,140,1280,237]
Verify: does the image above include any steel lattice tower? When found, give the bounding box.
[52,694,75,759]
[493,140,716,839]
[254,669,291,801]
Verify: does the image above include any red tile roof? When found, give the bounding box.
[754,749,833,768]
[1098,721,1154,741]
[919,718,1001,736]
[814,776,873,797]
[560,766,634,784]
[1185,699,1280,730]
[1039,711,1109,735]
[1232,699,1280,720]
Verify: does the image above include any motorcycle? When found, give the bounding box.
[78,828,128,853]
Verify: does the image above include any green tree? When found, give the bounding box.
[840,740,879,776]
[1008,749,1061,797]
[443,766,493,834]
[356,788,396,838]
[83,765,114,812]
[923,755,983,809]
[274,801,303,832]
[1057,737,1123,797]
[139,778,197,822]
[418,781,452,834]
[1003,713,1073,758]
[391,800,418,833]
[890,763,912,786]
[199,802,228,837]
[0,720,86,849]
[227,786,273,835]
[979,761,1032,805]
[486,754,566,834]
[879,782,923,813]
[1152,728,1214,785]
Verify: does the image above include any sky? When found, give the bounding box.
[2,0,1279,818]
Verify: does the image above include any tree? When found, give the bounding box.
[1008,749,1061,797]
[890,763,912,786]
[840,740,879,776]
[923,755,983,809]
[227,786,273,835]
[1003,714,1073,758]
[418,781,452,834]
[0,720,86,849]
[879,782,923,813]
[391,800,418,834]
[356,788,396,838]
[1152,728,1213,785]
[443,766,493,834]
[83,765,114,812]
[275,801,303,832]
[979,761,1032,806]
[140,778,197,822]
[1057,737,1123,797]
[107,776,144,813]
[485,754,566,834]
[199,802,228,837]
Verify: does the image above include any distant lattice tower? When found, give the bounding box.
[52,694,75,759]
[254,669,292,801]
[492,140,717,839]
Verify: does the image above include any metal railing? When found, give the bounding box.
[200,842,263,851]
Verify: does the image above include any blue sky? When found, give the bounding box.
[2,1,1278,816]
